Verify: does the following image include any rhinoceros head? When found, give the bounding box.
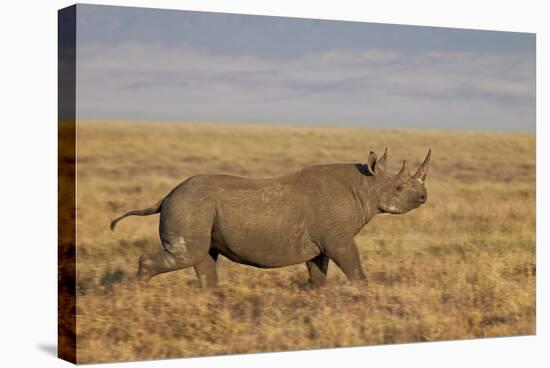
[367,148,431,214]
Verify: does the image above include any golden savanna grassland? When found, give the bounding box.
[74,121,535,363]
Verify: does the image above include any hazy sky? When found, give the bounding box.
[75,4,536,131]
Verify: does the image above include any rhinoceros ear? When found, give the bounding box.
[366,151,378,174]
[375,148,388,174]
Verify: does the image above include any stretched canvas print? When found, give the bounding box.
[58,4,536,364]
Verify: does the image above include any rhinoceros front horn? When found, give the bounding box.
[414,149,431,182]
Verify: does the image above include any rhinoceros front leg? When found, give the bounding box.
[324,238,367,285]
[193,249,219,288]
[306,254,329,287]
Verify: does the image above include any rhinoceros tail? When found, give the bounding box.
[110,199,163,231]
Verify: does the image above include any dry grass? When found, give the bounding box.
[74,121,535,363]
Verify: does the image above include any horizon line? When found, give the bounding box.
[76,118,536,135]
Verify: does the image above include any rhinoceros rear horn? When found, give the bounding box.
[398,160,409,177]
[414,149,431,182]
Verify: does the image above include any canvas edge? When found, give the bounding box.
[58,4,77,364]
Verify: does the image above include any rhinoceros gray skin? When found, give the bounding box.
[111,149,431,288]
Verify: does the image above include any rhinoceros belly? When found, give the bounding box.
[211,192,320,268]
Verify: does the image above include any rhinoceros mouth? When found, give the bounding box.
[379,205,412,215]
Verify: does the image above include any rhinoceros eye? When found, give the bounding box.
[396,185,404,192]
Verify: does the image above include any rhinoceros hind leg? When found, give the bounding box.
[136,234,211,283]
[306,254,329,287]
[138,203,215,284]
[135,247,197,282]
[193,249,219,288]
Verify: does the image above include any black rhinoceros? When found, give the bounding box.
[111,149,431,288]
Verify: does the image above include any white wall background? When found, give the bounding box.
[0,1,546,367]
